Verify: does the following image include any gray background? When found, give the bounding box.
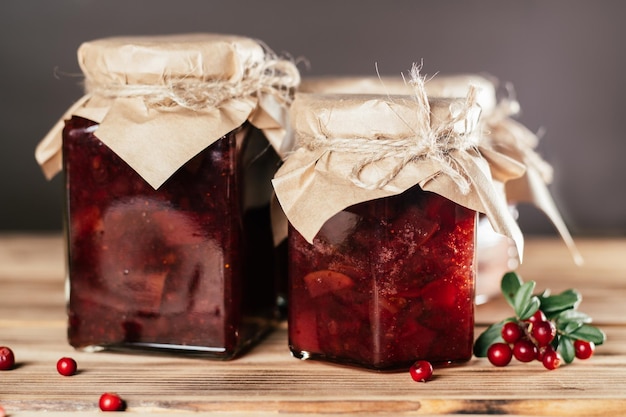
[2,0,625,236]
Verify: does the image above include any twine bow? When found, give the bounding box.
[302,64,481,193]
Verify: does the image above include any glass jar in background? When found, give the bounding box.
[475,209,519,305]
[272,74,523,369]
[36,34,300,358]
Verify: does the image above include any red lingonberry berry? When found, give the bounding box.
[526,310,547,324]
[501,321,523,344]
[513,339,538,362]
[487,342,513,367]
[0,346,15,371]
[409,360,433,382]
[537,346,549,362]
[99,392,125,412]
[531,320,556,347]
[574,340,595,360]
[542,347,562,370]
[56,357,78,376]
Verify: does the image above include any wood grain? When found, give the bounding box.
[1,234,625,416]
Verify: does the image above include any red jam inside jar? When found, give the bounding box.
[63,116,278,358]
[288,187,477,370]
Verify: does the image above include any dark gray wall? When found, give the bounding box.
[2,0,625,235]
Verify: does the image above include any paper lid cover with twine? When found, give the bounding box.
[35,33,300,189]
[272,68,526,262]
[297,73,582,264]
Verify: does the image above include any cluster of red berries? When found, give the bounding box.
[486,310,595,370]
[0,345,125,411]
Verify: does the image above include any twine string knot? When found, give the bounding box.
[303,64,481,193]
[84,48,300,111]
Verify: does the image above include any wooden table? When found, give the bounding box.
[1,234,626,416]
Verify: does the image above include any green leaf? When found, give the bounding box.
[558,336,576,364]
[555,309,592,324]
[570,324,607,345]
[539,289,582,319]
[555,310,592,333]
[518,296,541,321]
[514,281,537,319]
[473,321,506,357]
[501,272,523,308]
[559,320,584,334]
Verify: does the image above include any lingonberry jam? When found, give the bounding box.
[63,116,278,358]
[288,186,476,370]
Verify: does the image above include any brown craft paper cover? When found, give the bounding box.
[35,33,300,189]
[272,73,526,261]
[297,74,581,264]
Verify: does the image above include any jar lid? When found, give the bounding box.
[273,72,526,261]
[36,34,300,189]
[294,73,582,264]
[78,33,266,87]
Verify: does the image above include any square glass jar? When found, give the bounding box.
[274,84,523,371]
[63,116,279,358]
[287,185,477,370]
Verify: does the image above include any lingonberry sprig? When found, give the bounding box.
[474,272,606,370]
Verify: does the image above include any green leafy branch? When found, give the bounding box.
[474,272,606,364]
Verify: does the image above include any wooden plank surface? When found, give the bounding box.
[1,234,626,416]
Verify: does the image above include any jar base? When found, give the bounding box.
[290,346,471,372]
[73,326,274,360]
[70,317,277,360]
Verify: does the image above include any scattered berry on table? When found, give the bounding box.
[409,360,433,382]
[56,357,78,376]
[99,392,126,412]
[0,346,15,371]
